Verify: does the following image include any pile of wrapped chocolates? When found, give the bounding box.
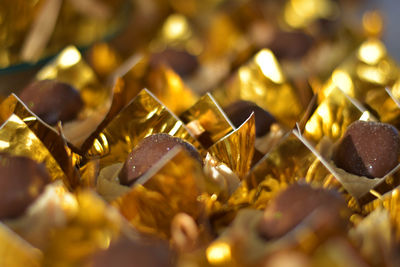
[2,0,400,266]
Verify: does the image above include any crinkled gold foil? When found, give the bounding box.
[0,222,41,267]
[86,88,201,169]
[112,148,205,239]
[304,87,363,143]
[209,113,255,180]
[212,49,304,128]
[320,39,400,127]
[180,93,234,147]
[0,94,79,188]
[41,190,122,267]
[0,114,66,183]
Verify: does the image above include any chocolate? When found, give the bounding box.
[119,133,202,186]
[90,237,173,267]
[0,154,50,219]
[333,120,400,178]
[223,100,276,137]
[19,79,84,125]
[268,31,314,60]
[258,183,346,240]
[149,48,199,77]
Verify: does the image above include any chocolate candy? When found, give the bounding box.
[258,183,346,240]
[90,237,173,267]
[0,154,50,219]
[19,79,84,125]
[119,133,202,186]
[333,120,400,178]
[223,100,276,137]
[268,31,314,60]
[149,48,199,77]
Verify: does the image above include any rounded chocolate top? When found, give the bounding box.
[119,133,202,186]
[268,31,314,60]
[258,183,346,240]
[333,120,400,178]
[90,237,173,267]
[223,100,276,137]
[149,48,199,77]
[0,154,51,220]
[19,79,84,125]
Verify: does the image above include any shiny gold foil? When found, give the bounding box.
[0,223,41,267]
[113,148,205,239]
[180,93,234,147]
[319,39,400,127]
[86,89,201,168]
[304,87,363,143]
[0,94,79,188]
[212,49,304,128]
[0,114,66,183]
[41,190,122,267]
[209,114,255,180]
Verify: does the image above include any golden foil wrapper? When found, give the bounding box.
[212,49,304,128]
[0,94,79,188]
[304,87,363,143]
[209,114,255,180]
[0,114,66,183]
[0,222,41,267]
[86,88,201,169]
[319,39,400,127]
[180,93,234,148]
[41,190,122,267]
[112,148,205,239]
[114,53,198,115]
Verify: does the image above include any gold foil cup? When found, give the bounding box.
[209,113,255,180]
[86,88,201,169]
[180,93,234,148]
[112,148,205,239]
[212,49,304,128]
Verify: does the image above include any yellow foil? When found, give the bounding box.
[86,89,201,169]
[0,114,66,183]
[0,222,41,267]
[209,114,255,180]
[41,190,122,267]
[212,49,304,128]
[113,148,205,239]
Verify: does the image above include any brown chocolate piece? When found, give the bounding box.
[90,237,174,267]
[333,121,400,178]
[223,100,276,137]
[0,154,51,219]
[258,183,346,240]
[268,31,314,60]
[149,48,199,77]
[19,79,84,125]
[119,133,202,186]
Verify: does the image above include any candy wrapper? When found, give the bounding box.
[86,88,201,169]
[212,49,304,128]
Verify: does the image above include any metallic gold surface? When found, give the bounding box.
[0,222,41,267]
[41,190,122,267]
[0,114,66,183]
[209,114,255,180]
[212,49,303,128]
[180,93,233,147]
[86,89,201,169]
[305,87,363,143]
[113,148,205,239]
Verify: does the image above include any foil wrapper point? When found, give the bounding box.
[180,93,234,148]
[0,114,66,183]
[0,94,80,188]
[212,49,304,128]
[209,113,255,180]
[86,88,201,169]
[111,148,206,239]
